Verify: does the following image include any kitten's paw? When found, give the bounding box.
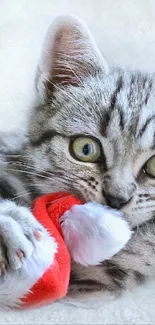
[0,200,45,271]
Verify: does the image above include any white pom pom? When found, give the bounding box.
[60,203,132,266]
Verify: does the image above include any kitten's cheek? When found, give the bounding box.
[60,203,133,266]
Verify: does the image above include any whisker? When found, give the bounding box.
[134,205,155,210]
[6,167,80,187]
[2,157,87,185]
[10,182,77,202]
[7,168,53,181]
[7,161,54,176]
[6,160,83,181]
[12,191,34,200]
[12,184,52,200]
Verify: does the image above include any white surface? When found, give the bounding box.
[0,0,155,323]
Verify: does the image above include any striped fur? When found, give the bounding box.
[1,15,155,299]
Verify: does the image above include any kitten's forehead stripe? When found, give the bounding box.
[109,76,123,111]
[118,109,125,131]
[100,112,111,136]
[137,115,155,139]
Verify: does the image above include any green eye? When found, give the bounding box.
[71,137,101,162]
[144,156,155,177]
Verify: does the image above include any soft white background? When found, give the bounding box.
[1,0,155,323]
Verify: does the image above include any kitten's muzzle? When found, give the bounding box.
[104,193,133,209]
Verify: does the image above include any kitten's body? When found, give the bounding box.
[0,15,155,302]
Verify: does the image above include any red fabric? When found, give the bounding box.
[22,192,82,308]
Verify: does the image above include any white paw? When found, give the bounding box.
[60,202,132,266]
[0,200,45,271]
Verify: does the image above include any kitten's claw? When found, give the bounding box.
[33,230,43,241]
[16,249,25,260]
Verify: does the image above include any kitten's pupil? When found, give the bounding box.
[82,144,91,156]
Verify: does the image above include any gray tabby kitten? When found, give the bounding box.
[0,14,155,297]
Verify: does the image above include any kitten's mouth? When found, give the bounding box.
[70,188,86,204]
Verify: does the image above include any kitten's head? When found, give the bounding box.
[27,15,155,228]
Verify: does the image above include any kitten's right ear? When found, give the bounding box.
[35,15,108,101]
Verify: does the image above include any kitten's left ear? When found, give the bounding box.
[35,14,108,100]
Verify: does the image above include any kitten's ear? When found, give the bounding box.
[36,15,108,99]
